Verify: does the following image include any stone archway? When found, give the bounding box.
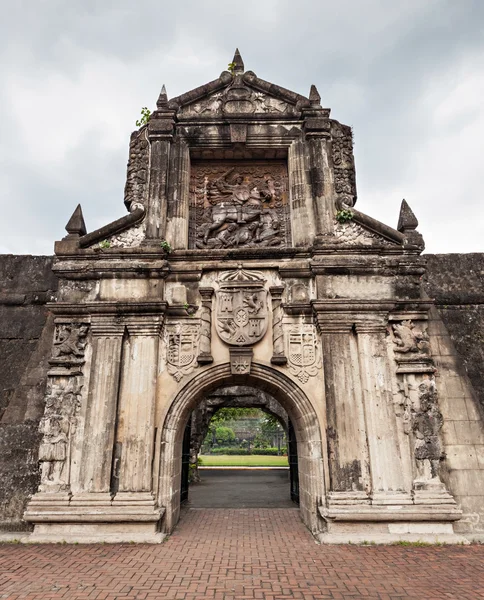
[157,363,326,535]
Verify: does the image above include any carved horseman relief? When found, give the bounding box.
[189,161,291,250]
[215,269,269,346]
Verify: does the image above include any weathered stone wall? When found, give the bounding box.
[0,255,58,529]
[423,253,484,413]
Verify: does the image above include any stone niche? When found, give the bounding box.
[189,160,291,250]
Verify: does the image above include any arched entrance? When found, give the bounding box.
[157,363,326,534]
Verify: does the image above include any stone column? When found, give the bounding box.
[318,319,370,500]
[115,318,161,493]
[288,139,316,246]
[146,138,170,240]
[356,320,410,503]
[307,137,334,240]
[79,319,125,493]
[197,287,214,365]
[270,286,287,365]
[165,138,190,249]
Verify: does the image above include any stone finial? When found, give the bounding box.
[397,199,419,232]
[309,84,321,107]
[156,84,168,109]
[398,199,425,250]
[231,48,244,74]
[65,204,87,237]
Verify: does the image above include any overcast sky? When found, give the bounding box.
[1,0,483,255]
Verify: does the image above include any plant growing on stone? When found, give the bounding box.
[160,240,172,254]
[136,107,151,127]
[335,209,354,223]
[227,62,236,74]
[99,239,111,249]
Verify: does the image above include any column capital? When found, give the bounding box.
[198,287,214,302]
[90,318,125,337]
[125,316,163,336]
[269,286,285,300]
[354,319,387,334]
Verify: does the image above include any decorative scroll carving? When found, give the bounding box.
[179,86,297,119]
[392,320,430,355]
[215,269,268,346]
[124,128,149,209]
[165,322,200,381]
[331,122,356,207]
[189,161,291,249]
[198,288,214,365]
[334,221,395,247]
[107,202,146,248]
[287,324,321,383]
[270,286,287,365]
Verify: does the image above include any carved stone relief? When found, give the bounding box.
[39,322,89,492]
[124,128,150,209]
[165,321,200,382]
[189,161,291,250]
[215,269,268,346]
[392,320,430,355]
[334,221,395,247]
[413,378,444,483]
[331,122,356,207]
[179,86,297,119]
[286,323,321,384]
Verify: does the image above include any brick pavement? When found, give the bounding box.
[0,508,483,600]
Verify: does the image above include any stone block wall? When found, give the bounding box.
[0,256,58,529]
[423,253,484,534]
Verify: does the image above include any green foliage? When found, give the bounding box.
[227,62,236,74]
[335,209,354,223]
[99,239,111,249]
[208,446,285,456]
[136,107,151,127]
[160,240,172,254]
[214,426,236,445]
[211,407,260,424]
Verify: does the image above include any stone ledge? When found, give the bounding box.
[319,505,462,522]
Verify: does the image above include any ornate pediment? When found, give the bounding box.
[172,50,310,120]
[178,85,298,119]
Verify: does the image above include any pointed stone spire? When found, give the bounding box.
[397,199,419,232]
[231,48,244,74]
[309,84,321,107]
[157,84,168,109]
[397,199,424,250]
[65,204,87,237]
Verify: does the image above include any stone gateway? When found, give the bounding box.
[8,50,483,543]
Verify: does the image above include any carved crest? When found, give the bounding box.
[287,324,320,384]
[165,322,199,381]
[215,269,268,346]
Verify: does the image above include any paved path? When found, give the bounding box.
[189,468,294,508]
[1,508,484,599]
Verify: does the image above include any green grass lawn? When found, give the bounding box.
[200,454,289,467]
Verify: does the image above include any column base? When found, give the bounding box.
[319,495,463,544]
[24,491,165,544]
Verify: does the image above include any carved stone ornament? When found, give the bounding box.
[179,85,297,119]
[124,128,149,209]
[215,269,268,347]
[39,377,83,491]
[287,324,321,384]
[334,221,395,247]
[392,320,430,355]
[189,161,291,250]
[165,322,200,381]
[331,122,356,207]
[413,378,444,484]
[50,324,88,364]
[230,348,253,375]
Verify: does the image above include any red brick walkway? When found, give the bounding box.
[1,508,484,599]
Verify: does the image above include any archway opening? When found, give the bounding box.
[156,363,325,535]
[182,386,297,509]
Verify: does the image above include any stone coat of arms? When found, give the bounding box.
[215,269,268,346]
[287,324,321,383]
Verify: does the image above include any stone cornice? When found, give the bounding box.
[47,301,168,317]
